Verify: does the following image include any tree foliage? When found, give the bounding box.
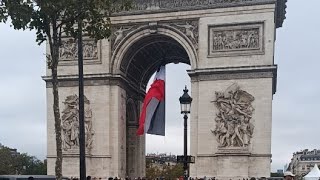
[0,1,130,180]
[0,146,47,175]
[146,160,184,180]
[0,0,131,44]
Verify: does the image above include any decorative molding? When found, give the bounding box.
[47,155,112,158]
[276,0,287,28]
[194,71,273,81]
[216,147,250,155]
[189,66,276,80]
[208,22,264,57]
[115,0,274,14]
[110,24,141,53]
[188,65,278,94]
[110,19,199,54]
[61,95,94,154]
[166,20,199,50]
[42,74,146,100]
[59,38,101,66]
[211,83,255,148]
[196,153,272,157]
[113,0,286,29]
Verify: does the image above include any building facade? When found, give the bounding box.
[0,143,20,156]
[146,153,177,167]
[288,149,320,177]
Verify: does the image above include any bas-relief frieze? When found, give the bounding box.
[208,23,264,57]
[212,28,259,51]
[211,83,255,148]
[59,38,100,65]
[116,0,269,12]
[61,95,94,154]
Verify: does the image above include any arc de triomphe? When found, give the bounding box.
[43,0,287,179]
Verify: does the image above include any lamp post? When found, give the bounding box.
[77,0,86,179]
[179,86,192,180]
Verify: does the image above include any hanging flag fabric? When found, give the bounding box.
[137,65,166,136]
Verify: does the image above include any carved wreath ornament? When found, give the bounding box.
[212,83,255,148]
[61,95,94,152]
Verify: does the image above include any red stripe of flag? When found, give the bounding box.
[137,66,165,136]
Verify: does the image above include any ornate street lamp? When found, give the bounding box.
[179,86,192,114]
[179,86,192,180]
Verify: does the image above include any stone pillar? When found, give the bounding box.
[189,3,277,179]
[46,84,114,177]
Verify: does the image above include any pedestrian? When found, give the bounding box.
[283,171,295,180]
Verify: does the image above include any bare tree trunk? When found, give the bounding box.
[52,64,63,180]
[51,20,63,180]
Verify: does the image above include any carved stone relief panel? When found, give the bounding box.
[208,23,264,57]
[59,38,100,65]
[110,24,141,53]
[116,0,263,13]
[211,83,255,148]
[61,95,94,154]
[167,20,199,50]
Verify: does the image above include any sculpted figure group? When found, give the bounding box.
[59,39,98,61]
[212,83,255,148]
[61,95,94,152]
[212,29,259,52]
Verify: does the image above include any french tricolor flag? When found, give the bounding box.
[137,65,166,136]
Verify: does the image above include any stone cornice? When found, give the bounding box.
[276,0,287,28]
[42,73,146,100]
[196,153,272,157]
[47,155,112,158]
[188,65,278,94]
[113,0,286,28]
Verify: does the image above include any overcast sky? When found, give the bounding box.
[0,0,319,172]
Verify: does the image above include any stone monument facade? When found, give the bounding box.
[43,0,286,179]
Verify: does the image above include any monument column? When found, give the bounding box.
[189,2,280,178]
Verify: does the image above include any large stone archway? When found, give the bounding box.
[44,0,287,179]
[110,26,194,178]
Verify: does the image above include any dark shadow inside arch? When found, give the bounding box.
[121,33,191,177]
[120,34,190,89]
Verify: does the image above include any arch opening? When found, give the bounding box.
[119,31,193,178]
[120,34,191,89]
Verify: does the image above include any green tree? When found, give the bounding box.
[146,165,161,180]
[16,154,47,175]
[0,147,16,175]
[0,1,130,179]
[0,146,47,175]
[146,163,184,180]
[165,164,183,179]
